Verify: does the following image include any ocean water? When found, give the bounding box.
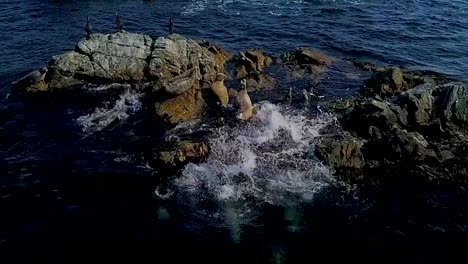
[1,0,468,262]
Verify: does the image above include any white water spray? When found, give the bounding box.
[76,88,142,133]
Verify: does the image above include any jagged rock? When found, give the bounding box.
[24,31,233,123]
[150,34,230,83]
[388,102,409,127]
[434,83,468,132]
[245,74,276,91]
[361,68,407,97]
[315,134,365,170]
[234,49,275,90]
[386,128,438,162]
[398,83,437,126]
[198,41,232,75]
[235,49,272,79]
[280,48,335,79]
[41,32,230,94]
[402,73,430,88]
[155,82,204,123]
[344,99,401,137]
[48,32,153,89]
[158,141,209,169]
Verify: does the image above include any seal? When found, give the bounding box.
[210,73,229,108]
[237,79,254,121]
[12,67,48,87]
[12,67,48,92]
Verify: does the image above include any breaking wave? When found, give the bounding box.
[76,88,143,133]
[175,102,337,206]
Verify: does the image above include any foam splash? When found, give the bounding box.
[76,88,142,133]
[175,102,336,206]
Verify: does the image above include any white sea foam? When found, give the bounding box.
[175,102,336,206]
[169,102,337,240]
[76,88,142,133]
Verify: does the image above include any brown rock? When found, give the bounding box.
[295,48,334,66]
[315,134,365,169]
[155,82,205,123]
[361,68,408,98]
[158,141,209,169]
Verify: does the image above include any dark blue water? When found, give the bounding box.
[1,0,468,262]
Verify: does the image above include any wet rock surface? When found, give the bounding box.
[319,75,468,185]
[11,30,468,186]
[234,49,275,90]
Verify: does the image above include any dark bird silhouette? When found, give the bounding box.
[116,13,124,32]
[168,18,174,34]
[85,16,92,39]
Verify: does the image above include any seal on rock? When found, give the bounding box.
[12,67,48,88]
[237,79,254,121]
[211,73,229,108]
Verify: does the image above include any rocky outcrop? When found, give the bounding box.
[235,49,275,90]
[155,82,205,123]
[360,67,407,97]
[48,32,153,89]
[320,81,468,185]
[398,83,437,126]
[434,83,468,132]
[14,32,233,124]
[315,134,365,170]
[280,48,335,79]
[149,35,230,83]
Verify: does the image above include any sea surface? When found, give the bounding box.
[1,0,468,262]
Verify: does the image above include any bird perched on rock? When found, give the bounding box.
[116,13,124,32]
[211,73,229,108]
[237,79,254,121]
[168,18,174,34]
[85,16,92,39]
